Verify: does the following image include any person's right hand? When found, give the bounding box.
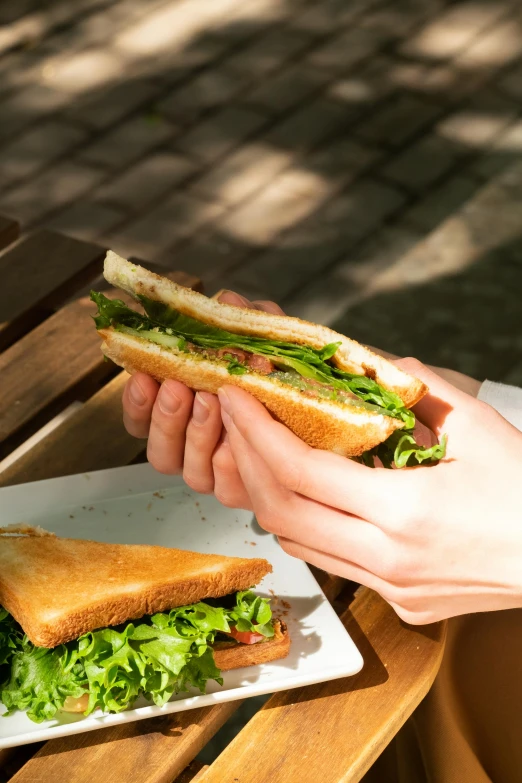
[121,292,284,510]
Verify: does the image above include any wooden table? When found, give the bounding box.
[0,216,446,783]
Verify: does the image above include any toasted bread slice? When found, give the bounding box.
[213,619,290,671]
[99,326,403,457]
[0,534,271,648]
[104,252,427,408]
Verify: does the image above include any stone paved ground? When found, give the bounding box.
[1,0,522,382]
[1,0,522,763]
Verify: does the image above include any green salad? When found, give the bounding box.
[0,592,273,723]
[91,291,446,468]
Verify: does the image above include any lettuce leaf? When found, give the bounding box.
[1,639,86,722]
[0,592,273,723]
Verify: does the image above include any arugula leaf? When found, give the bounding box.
[361,431,447,469]
[0,592,273,722]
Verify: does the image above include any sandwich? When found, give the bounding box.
[91,252,446,468]
[0,526,289,723]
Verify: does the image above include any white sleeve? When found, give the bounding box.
[477,380,522,432]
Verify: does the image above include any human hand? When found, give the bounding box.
[121,292,284,510]
[217,362,522,624]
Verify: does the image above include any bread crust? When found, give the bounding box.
[213,619,290,671]
[104,252,427,407]
[0,536,271,648]
[100,327,403,457]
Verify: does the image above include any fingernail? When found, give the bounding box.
[129,377,146,406]
[221,409,232,429]
[193,392,210,424]
[218,388,232,415]
[158,384,181,415]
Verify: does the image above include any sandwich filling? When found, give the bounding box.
[0,591,273,723]
[91,291,446,468]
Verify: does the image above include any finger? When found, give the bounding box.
[216,290,258,309]
[146,380,194,474]
[122,373,160,438]
[277,536,397,602]
[218,386,406,523]
[251,299,285,315]
[223,414,393,573]
[182,392,223,493]
[212,433,253,510]
[216,290,285,315]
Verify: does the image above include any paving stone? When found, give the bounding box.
[455,17,522,70]
[307,23,389,73]
[353,93,443,148]
[109,192,224,259]
[295,0,381,36]
[159,66,253,125]
[400,0,514,60]
[176,106,268,164]
[383,134,460,192]
[498,60,522,101]
[223,26,317,76]
[435,88,519,151]
[0,84,72,142]
[467,120,522,181]
[0,119,88,186]
[0,160,106,225]
[218,166,334,245]
[264,96,356,152]
[328,166,522,378]
[156,228,254,283]
[79,114,177,169]
[64,78,163,130]
[46,200,126,242]
[95,152,197,210]
[326,55,396,109]
[403,173,480,231]
[284,223,423,323]
[189,143,293,205]
[243,61,330,116]
[225,177,406,301]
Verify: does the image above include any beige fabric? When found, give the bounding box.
[363,609,522,783]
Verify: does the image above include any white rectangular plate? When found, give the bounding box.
[0,463,363,749]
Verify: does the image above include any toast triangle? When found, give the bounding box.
[0,534,271,647]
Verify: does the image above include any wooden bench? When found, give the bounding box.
[0,216,446,783]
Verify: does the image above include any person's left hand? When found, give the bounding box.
[217,364,522,625]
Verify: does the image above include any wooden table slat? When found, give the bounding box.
[175,761,209,783]
[0,371,135,486]
[198,589,446,783]
[0,216,20,253]
[0,230,105,351]
[10,703,242,783]
[0,271,201,454]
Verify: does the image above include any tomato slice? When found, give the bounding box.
[225,626,264,645]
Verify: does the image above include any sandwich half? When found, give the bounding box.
[91,252,446,468]
[0,526,289,723]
